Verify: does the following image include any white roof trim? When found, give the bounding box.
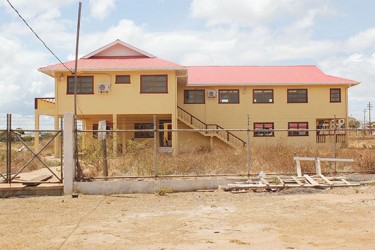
[82,39,156,59]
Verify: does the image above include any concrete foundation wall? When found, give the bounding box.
[74,178,243,195]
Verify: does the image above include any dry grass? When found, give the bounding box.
[78,138,375,178]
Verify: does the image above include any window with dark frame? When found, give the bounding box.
[287,89,308,103]
[253,89,274,103]
[184,90,205,104]
[134,123,154,138]
[254,123,274,137]
[116,75,130,84]
[67,76,93,94]
[330,88,341,103]
[140,75,168,93]
[219,89,239,104]
[288,122,309,136]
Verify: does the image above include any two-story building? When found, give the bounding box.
[36,40,359,155]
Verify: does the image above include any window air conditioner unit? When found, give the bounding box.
[98,83,110,92]
[207,90,217,98]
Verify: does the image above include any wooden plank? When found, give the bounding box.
[260,178,270,186]
[291,176,304,186]
[277,176,285,186]
[303,174,320,186]
[319,174,333,185]
[340,178,351,185]
[21,175,53,186]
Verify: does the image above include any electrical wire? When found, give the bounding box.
[6,0,74,75]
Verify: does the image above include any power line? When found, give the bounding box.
[6,0,74,75]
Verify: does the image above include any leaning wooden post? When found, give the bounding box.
[63,112,74,195]
[153,115,158,177]
[246,115,251,177]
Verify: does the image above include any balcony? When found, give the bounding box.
[35,98,56,115]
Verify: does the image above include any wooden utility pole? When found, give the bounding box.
[367,102,373,134]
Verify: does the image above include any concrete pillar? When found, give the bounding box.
[63,112,74,195]
[34,113,40,152]
[113,114,118,158]
[54,115,60,157]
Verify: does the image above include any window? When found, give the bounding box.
[184,90,205,104]
[219,89,239,104]
[253,89,273,103]
[116,75,130,84]
[254,123,274,137]
[67,76,93,94]
[330,88,341,103]
[287,89,308,103]
[288,122,308,136]
[141,75,168,93]
[134,123,154,138]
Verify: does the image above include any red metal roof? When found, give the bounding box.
[39,57,185,74]
[187,66,359,86]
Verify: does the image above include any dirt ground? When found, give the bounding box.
[0,185,374,250]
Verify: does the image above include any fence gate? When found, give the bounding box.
[1,114,63,185]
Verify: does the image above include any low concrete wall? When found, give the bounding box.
[74,178,244,195]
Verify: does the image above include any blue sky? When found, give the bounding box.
[0,0,375,128]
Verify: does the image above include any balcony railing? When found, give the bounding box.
[35,97,56,110]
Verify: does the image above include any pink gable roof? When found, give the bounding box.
[187,66,359,86]
[39,57,185,73]
[39,40,185,75]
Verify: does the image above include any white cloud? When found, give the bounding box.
[89,0,115,20]
[345,28,375,52]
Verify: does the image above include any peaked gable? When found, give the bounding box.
[82,39,155,59]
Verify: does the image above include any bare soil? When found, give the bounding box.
[0,185,375,250]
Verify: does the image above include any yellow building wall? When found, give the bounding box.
[178,84,348,147]
[55,70,177,115]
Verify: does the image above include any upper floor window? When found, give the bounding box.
[116,75,130,84]
[141,75,168,93]
[219,89,239,104]
[287,89,308,103]
[253,89,273,103]
[288,122,308,136]
[67,76,94,94]
[330,88,341,103]
[254,122,274,137]
[184,90,205,104]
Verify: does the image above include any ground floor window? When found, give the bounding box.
[254,123,274,137]
[134,123,154,138]
[288,122,308,136]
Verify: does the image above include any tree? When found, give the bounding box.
[348,117,360,128]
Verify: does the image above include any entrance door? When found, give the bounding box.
[159,120,172,147]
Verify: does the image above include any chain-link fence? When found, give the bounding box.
[75,127,375,180]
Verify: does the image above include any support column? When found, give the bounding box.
[172,112,178,156]
[63,112,74,195]
[121,117,127,155]
[210,136,214,151]
[34,113,40,152]
[54,115,60,157]
[113,114,118,158]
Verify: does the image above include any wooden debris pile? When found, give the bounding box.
[220,174,360,193]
